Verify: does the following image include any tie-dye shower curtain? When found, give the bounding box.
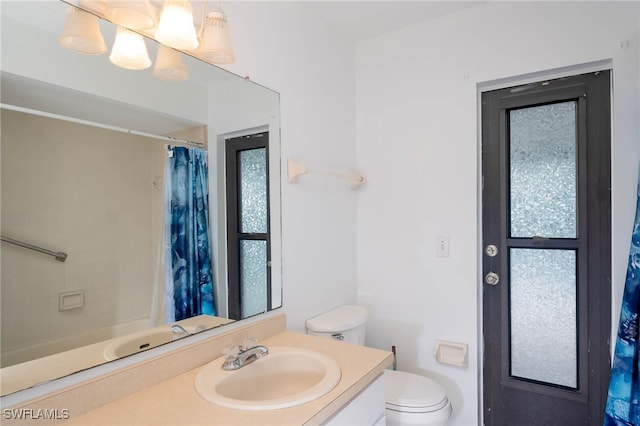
[604,175,640,426]
[164,146,216,322]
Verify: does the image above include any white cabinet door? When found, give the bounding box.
[324,374,386,426]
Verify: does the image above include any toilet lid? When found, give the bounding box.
[385,370,449,413]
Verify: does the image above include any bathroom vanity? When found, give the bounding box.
[2,314,393,425]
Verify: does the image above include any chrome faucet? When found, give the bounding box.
[221,344,269,371]
[170,325,190,339]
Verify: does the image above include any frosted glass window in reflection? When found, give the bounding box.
[239,148,267,234]
[510,248,577,388]
[240,240,267,318]
[510,102,577,238]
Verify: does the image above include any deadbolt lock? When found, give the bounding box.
[485,244,498,257]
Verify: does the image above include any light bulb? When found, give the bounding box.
[155,0,198,50]
[154,45,189,81]
[105,0,155,30]
[196,8,235,64]
[109,26,152,70]
[59,6,107,55]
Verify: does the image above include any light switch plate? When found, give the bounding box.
[436,236,449,257]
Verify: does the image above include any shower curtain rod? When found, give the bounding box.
[0,103,205,148]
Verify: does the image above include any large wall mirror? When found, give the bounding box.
[0,0,282,396]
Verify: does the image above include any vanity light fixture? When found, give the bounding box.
[59,0,240,80]
[109,26,152,70]
[155,0,199,50]
[153,44,189,81]
[59,6,107,55]
[195,6,235,64]
[104,0,155,30]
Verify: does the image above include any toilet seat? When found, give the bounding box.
[385,370,450,413]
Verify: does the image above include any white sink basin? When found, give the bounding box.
[195,346,341,410]
[103,325,199,361]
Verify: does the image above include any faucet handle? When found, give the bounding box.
[223,345,240,360]
[242,336,258,349]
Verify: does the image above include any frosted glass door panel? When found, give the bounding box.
[240,240,267,318]
[510,248,577,388]
[239,148,267,234]
[510,102,577,238]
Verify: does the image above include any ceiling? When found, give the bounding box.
[187,1,482,43]
[301,1,482,42]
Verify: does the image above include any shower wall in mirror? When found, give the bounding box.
[0,0,281,396]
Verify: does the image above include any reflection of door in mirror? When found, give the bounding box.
[225,132,271,320]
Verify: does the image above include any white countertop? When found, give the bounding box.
[63,331,393,426]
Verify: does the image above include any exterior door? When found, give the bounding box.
[481,71,611,425]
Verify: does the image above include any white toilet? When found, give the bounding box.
[306,305,452,426]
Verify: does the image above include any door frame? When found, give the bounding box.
[476,60,613,424]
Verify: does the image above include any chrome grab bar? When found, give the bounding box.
[1,236,68,262]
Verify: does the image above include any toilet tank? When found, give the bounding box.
[306,305,368,345]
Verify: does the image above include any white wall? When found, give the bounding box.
[219,2,359,330]
[355,2,640,425]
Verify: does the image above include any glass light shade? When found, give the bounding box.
[105,0,155,30]
[155,0,199,50]
[153,45,188,81]
[197,9,235,64]
[59,6,107,55]
[109,26,152,70]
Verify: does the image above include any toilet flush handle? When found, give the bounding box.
[331,333,344,341]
